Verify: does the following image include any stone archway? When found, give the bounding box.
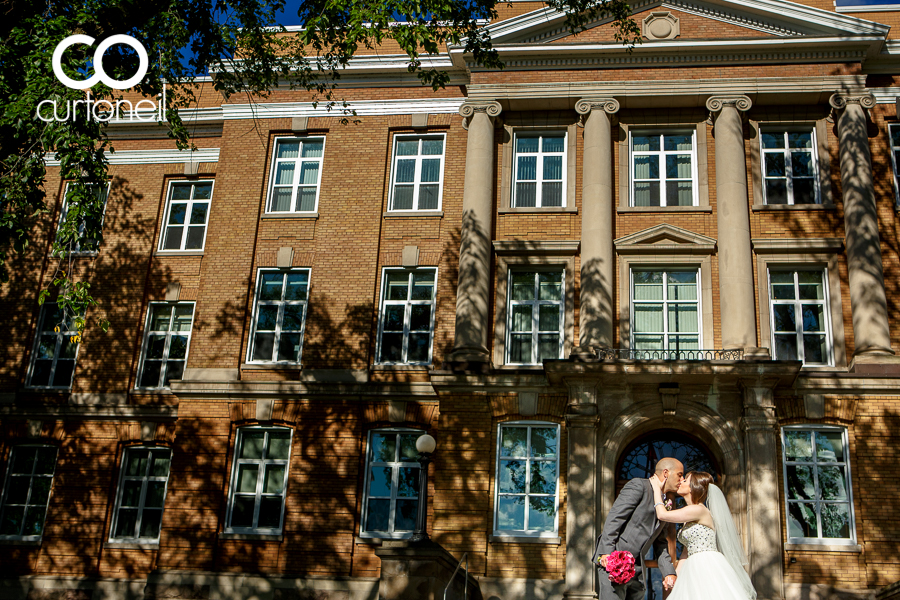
[615,429,720,494]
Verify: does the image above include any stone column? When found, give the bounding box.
[575,99,620,353]
[706,96,759,352]
[829,93,894,358]
[740,384,784,600]
[450,101,502,364]
[563,379,600,600]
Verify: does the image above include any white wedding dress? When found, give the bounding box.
[666,522,755,600]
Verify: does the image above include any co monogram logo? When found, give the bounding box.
[51,34,148,90]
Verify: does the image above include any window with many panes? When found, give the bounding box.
[0,445,58,540]
[110,447,172,542]
[267,138,325,213]
[226,428,292,533]
[377,268,436,364]
[782,426,855,543]
[27,303,80,389]
[56,182,110,254]
[761,129,820,205]
[631,270,700,353]
[137,303,195,389]
[768,270,832,366]
[389,135,445,211]
[248,270,309,364]
[513,133,566,207]
[495,423,560,536]
[158,181,213,251]
[506,271,564,365]
[361,429,422,538]
[630,131,697,207]
[889,124,900,206]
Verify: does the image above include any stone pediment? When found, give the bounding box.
[614,224,717,254]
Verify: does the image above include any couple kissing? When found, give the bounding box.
[592,458,757,600]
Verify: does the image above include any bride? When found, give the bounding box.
[649,471,756,600]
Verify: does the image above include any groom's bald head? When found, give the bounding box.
[655,457,685,493]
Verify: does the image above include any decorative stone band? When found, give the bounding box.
[705,95,752,113]
[828,93,876,110]
[459,100,503,130]
[575,98,620,127]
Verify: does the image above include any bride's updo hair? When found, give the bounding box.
[686,471,715,504]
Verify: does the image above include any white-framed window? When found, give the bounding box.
[889,124,900,207]
[513,132,566,208]
[225,427,292,534]
[0,445,58,540]
[27,303,81,389]
[56,182,110,254]
[630,130,698,207]
[376,268,436,365]
[361,429,423,538]
[506,270,564,365]
[782,426,855,543]
[158,180,213,251]
[768,269,832,366]
[109,447,172,542]
[494,422,560,537]
[247,269,310,364]
[136,302,195,389]
[761,129,820,205]
[631,269,701,352]
[389,134,446,211]
[267,137,325,213]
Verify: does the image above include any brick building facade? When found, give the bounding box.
[3,1,900,599]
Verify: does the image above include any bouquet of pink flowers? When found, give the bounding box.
[604,550,636,585]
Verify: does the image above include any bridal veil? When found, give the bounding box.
[707,484,757,600]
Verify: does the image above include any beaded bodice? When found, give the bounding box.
[677,522,717,556]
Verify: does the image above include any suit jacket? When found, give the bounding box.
[592,478,676,583]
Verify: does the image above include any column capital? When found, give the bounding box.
[706,95,752,114]
[575,98,620,126]
[829,93,876,111]
[459,100,502,129]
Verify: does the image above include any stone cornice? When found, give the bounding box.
[614,223,718,252]
[170,380,437,398]
[0,404,178,420]
[45,148,220,167]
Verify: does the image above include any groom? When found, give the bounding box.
[593,457,684,600]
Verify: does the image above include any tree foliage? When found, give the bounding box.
[0,0,638,336]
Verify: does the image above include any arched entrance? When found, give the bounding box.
[614,430,720,600]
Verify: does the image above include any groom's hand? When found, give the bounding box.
[599,554,608,568]
[662,575,677,591]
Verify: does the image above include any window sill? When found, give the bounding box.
[131,389,175,396]
[261,212,319,219]
[490,535,561,545]
[498,207,577,214]
[785,542,861,553]
[153,251,205,257]
[218,532,283,541]
[0,538,42,546]
[752,204,836,211]
[617,206,712,213]
[241,363,302,371]
[355,536,385,545]
[103,541,160,550]
[370,364,432,371]
[22,387,72,393]
[383,211,443,218]
[494,365,547,372]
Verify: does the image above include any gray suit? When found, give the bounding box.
[592,479,676,600]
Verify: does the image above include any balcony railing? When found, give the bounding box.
[594,348,744,361]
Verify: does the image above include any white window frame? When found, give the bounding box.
[135,302,196,390]
[157,180,214,252]
[56,182,111,255]
[265,137,326,214]
[493,421,561,538]
[781,425,856,545]
[505,269,565,365]
[108,446,172,543]
[0,445,58,541]
[375,267,437,365]
[767,268,833,366]
[629,268,703,352]
[388,134,446,212]
[26,302,81,390]
[760,128,821,205]
[512,131,567,208]
[225,427,293,534]
[360,428,424,539]
[889,124,900,208]
[629,129,699,207]
[246,269,311,364]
